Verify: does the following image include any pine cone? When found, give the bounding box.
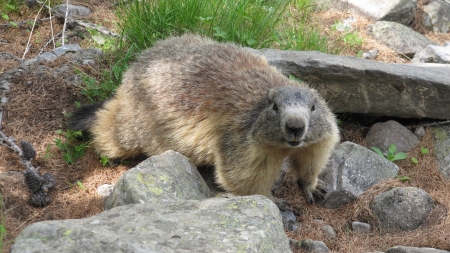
[24,168,43,193]
[42,173,56,191]
[30,191,52,207]
[20,140,36,161]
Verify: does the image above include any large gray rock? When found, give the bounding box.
[423,0,450,33]
[385,246,450,253]
[319,142,399,209]
[261,49,450,119]
[11,195,291,253]
[413,43,450,64]
[314,0,417,25]
[370,187,435,231]
[431,125,450,179]
[365,120,419,153]
[105,150,213,210]
[366,21,437,57]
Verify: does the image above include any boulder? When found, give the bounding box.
[365,120,419,153]
[385,246,450,253]
[423,0,450,33]
[413,43,450,64]
[431,125,450,179]
[319,142,399,209]
[370,187,435,231]
[366,21,437,57]
[11,195,291,253]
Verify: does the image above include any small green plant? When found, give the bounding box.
[76,181,87,190]
[86,28,117,52]
[342,32,364,47]
[397,175,411,182]
[420,146,429,155]
[80,72,117,103]
[100,156,110,167]
[42,144,54,162]
[0,195,6,252]
[371,144,407,162]
[55,129,88,165]
[411,157,419,164]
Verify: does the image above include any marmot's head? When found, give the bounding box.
[253,85,335,148]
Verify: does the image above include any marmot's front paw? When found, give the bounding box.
[297,179,328,204]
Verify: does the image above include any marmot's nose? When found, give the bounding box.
[285,118,305,138]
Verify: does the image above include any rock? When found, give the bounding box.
[422,0,450,33]
[260,49,450,119]
[431,126,450,179]
[352,221,371,234]
[11,195,291,253]
[314,0,417,25]
[319,142,399,209]
[54,4,92,17]
[362,49,380,60]
[365,120,419,153]
[321,225,336,238]
[370,187,435,231]
[36,52,58,62]
[281,210,301,231]
[414,126,426,138]
[97,184,114,198]
[104,150,213,210]
[51,44,82,57]
[413,44,450,64]
[385,246,450,253]
[300,239,329,253]
[366,21,437,58]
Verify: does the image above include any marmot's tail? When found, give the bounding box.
[69,101,105,133]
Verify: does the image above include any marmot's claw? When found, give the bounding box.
[274,198,292,212]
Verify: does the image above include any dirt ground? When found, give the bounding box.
[1,1,449,253]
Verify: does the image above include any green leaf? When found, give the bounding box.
[9,21,18,27]
[398,176,411,182]
[387,154,395,161]
[371,147,384,157]
[420,146,429,155]
[411,157,418,164]
[6,4,15,10]
[391,152,407,161]
[55,129,63,135]
[387,144,397,155]
[76,181,87,190]
[100,156,109,166]
[1,13,9,21]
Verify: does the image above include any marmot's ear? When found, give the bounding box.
[267,88,277,102]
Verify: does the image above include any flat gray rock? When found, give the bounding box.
[370,187,435,231]
[319,142,399,209]
[261,49,450,119]
[366,21,437,57]
[365,120,419,153]
[105,150,213,210]
[54,4,91,17]
[11,195,291,253]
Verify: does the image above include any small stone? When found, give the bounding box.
[352,221,371,234]
[300,239,329,253]
[321,225,336,238]
[414,126,426,138]
[97,184,114,198]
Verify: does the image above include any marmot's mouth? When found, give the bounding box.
[287,141,301,147]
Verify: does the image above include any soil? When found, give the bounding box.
[1,1,449,253]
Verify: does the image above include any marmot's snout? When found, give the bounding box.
[284,115,307,146]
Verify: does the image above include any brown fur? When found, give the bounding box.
[70,34,340,206]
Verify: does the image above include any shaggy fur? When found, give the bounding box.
[70,34,340,207]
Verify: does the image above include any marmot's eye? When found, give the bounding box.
[272,103,278,112]
[311,103,316,111]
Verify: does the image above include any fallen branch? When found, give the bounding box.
[22,1,46,60]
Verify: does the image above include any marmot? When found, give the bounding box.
[70,34,340,209]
